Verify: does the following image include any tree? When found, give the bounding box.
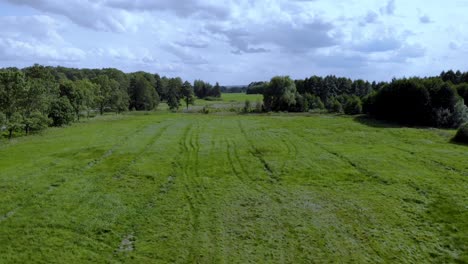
[92,75,112,115]
[59,80,84,120]
[263,76,297,111]
[167,78,182,111]
[211,82,222,98]
[75,79,98,117]
[328,98,343,113]
[370,79,431,125]
[343,95,363,115]
[456,83,468,106]
[49,97,75,126]
[181,81,195,109]
[0,70,27,120]
[23,111,51,135]
[129,74,157,111]
[0,112,5,133]
[5,112,23,139]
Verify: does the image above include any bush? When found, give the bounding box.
[452,100,468,127]
[243,100,251,113]
[0,112,5,131]
[453,123,468,144]
[254,100,263,113]
[199,106,210,114]
[327,98,343,113]
[343,96,362,115]
[204,96,222,101]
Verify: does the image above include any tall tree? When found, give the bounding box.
[181,81,195,109]
[263,76,297,111]
[167,78,183,111]
[129,74,159,111]
[92,75,112,115]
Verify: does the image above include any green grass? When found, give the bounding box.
[221,93,263,103]
[0,113,467,263]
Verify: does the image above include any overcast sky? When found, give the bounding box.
[0,0,466,85]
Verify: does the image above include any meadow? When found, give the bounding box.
[0,95,467,263]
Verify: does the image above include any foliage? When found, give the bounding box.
[328,98,344,113]
[370,79,431,125]
[129,74,158,111]
[343,95,363,115]
[456,83,468,106]
[263,76,297,111]
[48,97,75,126]
[181,81,195,110]
[243,100,251,113]
[246,82,266,94]
[194,80,221,99]
[453,122,468,143]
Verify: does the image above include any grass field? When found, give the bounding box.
[162,93,263,112]
[0,112,467,263]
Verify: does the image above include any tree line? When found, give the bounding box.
[251,73,467,128]
[1,64,467,140]
[0,65,220,138]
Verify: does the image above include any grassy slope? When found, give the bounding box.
[0,113,466,263]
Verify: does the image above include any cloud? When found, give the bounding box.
[0,15,85,62]
[419,15,432,24]
[353,37,402,52]
[449,42,460,50]
[105,0,230,19]
[165,44,209,65]
[362,11,379,25]
[380,0,396,15]
[5,0,145,32]
[208,19,340,54]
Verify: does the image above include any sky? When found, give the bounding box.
[0,0,466,85]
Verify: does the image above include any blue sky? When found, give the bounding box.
[0,0,466,85]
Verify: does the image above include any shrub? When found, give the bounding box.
[343,96,363,115]
[254,100,263,113]
[243,100,251,113]
[452,100,468,127]
[199,106,210,114]
[453,123,468,144]
[328,98,343,113]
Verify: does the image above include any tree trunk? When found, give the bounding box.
[8,129,13,139]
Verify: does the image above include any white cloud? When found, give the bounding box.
[0,0,466,84]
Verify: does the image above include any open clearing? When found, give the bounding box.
[0,112,467,263]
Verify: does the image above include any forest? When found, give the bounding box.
[1,65,467,142]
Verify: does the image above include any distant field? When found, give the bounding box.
[221,93,263,103]
[0,113,466,263]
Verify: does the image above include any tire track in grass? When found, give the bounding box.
[176,122,200,261]
[238,120,282,185]
[112,123,169,180]
[289,127,392,185]
[0,120,173,261]
[0,121,156,224]
[182,121,221,262]
[225,136,269,196]
[236,119,291,260]
[50,121,172,258]
[390,145,468,177]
